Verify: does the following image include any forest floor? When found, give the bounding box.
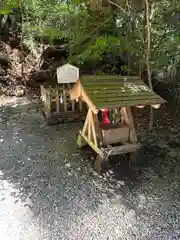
[0,95,180,239]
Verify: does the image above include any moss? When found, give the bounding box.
[81,75,166,109]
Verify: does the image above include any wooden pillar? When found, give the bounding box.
[126,107,138,163]
[126,107,137,143]
[56,86,60,112]
[46,86,51,114]
[63,84,68,112]
[72,100,76,112]
[79,99,83,112]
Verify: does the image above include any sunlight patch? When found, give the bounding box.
[124,82,150,93]
[0,96,30,107]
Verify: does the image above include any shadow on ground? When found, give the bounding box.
[0,96,180,239]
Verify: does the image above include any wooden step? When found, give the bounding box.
[105,142,141,156]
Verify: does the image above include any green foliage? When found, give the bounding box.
[1,0,180,77]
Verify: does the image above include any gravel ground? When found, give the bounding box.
[0,95,180,240]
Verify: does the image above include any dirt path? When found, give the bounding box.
[0,95,180,240]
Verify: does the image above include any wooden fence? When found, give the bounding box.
[40,83,86,124]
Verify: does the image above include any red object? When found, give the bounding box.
[103,109,110,125]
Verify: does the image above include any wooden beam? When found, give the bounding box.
[88,115,92,141]
[93,112,103,147]
[79,131,103,156]
[107,143,141,156]
[82,108,91,135]
[89,110,98,147]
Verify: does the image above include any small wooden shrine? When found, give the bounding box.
[40,63,85,124]
[69,75,166,173]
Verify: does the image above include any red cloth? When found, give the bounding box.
[103,109,110,125]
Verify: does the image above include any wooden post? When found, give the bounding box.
[67,83,75,112]
[40,85,43,100]
[125,107,137,143]
[47,86,51,114]
[126,107,138,163]
[63,84,68,112]
[94,113,103,147]
[72,100,76,112]
[56,86,60,112]
[79,99,83,112]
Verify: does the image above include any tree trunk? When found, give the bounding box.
[145,0,153,130]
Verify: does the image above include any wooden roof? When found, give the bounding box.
[70,75,166,113]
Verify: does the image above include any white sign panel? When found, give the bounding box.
[57,63,79,84]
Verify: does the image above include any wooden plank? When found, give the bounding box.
[83,82,145,87]
[95,99,164,110]
[56,86,60,112]
[88,115,92,141]
[85,88,151,94]
[82,75,141,81]
[91,95,164,102]
[63,84,68,112]
[84,85,147,91]
[86,91,154,97]
[89,110,98,147]
[101,126,129,145]
[107,143,141,156]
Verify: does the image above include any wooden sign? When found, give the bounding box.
[56,63,79,84]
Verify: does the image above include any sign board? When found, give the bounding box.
[56,63,79,84]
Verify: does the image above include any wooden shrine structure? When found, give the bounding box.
[69,75,166,173]
[40,63,86,125]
